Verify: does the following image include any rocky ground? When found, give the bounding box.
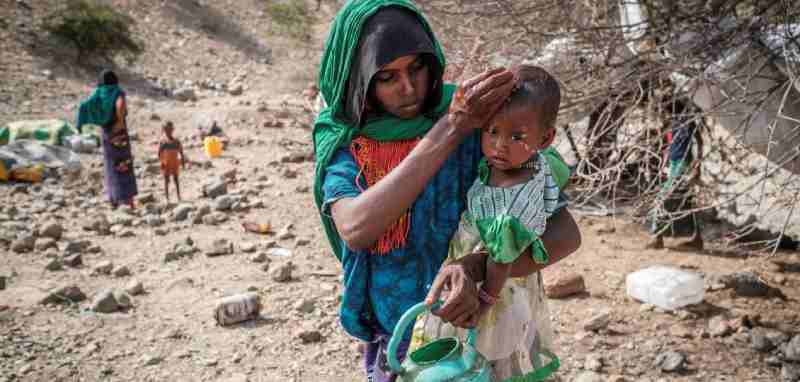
[2,1,800,382]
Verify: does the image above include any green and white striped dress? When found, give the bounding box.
[410,151,564,380]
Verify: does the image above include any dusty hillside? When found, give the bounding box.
[1,1,799,382]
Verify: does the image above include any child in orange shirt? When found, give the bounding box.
[158,121,186,202]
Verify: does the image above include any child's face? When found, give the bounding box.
[163,126,174,136]
[481,105,554,171]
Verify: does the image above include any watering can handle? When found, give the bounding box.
[386,301,478,375]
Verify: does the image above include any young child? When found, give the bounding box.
[158,121,186,202]
[410,65,571,380]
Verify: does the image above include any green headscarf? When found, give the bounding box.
[77,71,121,135]
[313,0,452,261]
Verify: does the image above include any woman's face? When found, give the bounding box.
[372,54,430,119]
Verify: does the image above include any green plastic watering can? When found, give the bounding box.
[387,302,560,382]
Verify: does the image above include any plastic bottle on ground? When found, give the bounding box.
[625,265,704,310]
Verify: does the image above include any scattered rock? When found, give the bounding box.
[206,238,234,257]
[277,227,295,240]
[202,180,227,199]
[708,316,733,337]
[295,327,322,343]
[146,215,165,227]
[113,265,131,278]
[271,262,293,282]
[214,195,234,211]
[574,371,602,382]
[113,289,133,309]
[35,237,57,251]
[164,251,181,263]
[583,310,611,332]
[93,261,114,275]
[39,221,64,240]
[173,204,193,222]
[282,168,297,179]
[654,350,686,372]
[250,252,269,263]
[44,257,63,271]
[64,253,83,268]
[718,272,775,298]
[240,242,257,253]
[11,235,36,253]
[750,328,786,352]
[64,240,91,254]
[294,299,316,314]
[785,335,800,362]
[584,354,604,372]
[142,355,163,366]
[91,289,120,313]
[545,273,586,298]
[139,193,156,204]
[174,87,197,102]
[782,363,800,382]
[229,83,244,96]
[126,279,144,296]
[40,284,86,304]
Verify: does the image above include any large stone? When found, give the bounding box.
[654,351,686,372]
[202,180,227,199]
[91,289,120,313]
[785,335,800,362]
[40,222,64,240]
[545,273,586,299]
[206,239,234,257]
[583,310,611,332]
[40,285,86,304]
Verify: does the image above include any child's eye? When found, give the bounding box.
[511,134,524,141]
[410,60,425,73]
[375,72,394,82]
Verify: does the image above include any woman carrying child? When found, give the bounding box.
[313,1,581,380]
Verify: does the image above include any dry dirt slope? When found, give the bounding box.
[1,1,800,382]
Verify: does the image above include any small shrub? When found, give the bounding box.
[43,0,142,62]
[264,1,314,40]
